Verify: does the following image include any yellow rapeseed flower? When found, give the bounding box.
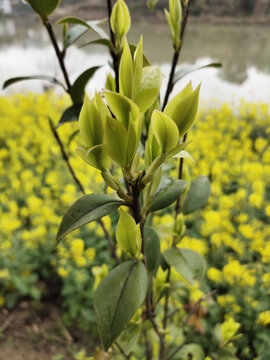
[258,311,270,326]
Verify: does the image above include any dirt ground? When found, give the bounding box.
[0,303,94,360]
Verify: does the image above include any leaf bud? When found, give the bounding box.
[164,82,201,136]
[110,0,131,49]
[116,209,142,258]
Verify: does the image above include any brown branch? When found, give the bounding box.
[162,0,194,110]
[43,18,71,93]
[98,219,120,264]
[49,119,85,194]
[162,267,171,331]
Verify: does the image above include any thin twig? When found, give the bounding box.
[43,18,72,92]
[49,119,85,194]
[162,0,194,110]
[114,342,131,360]
[98,219,120,264]
[162,267,171,331]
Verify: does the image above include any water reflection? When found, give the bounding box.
[1,16,270,103]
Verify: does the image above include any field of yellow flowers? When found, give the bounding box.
[0,93,269,359]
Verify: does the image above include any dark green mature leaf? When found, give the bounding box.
[25,0,60,17]
[183,176,211,214]
[79,39,112,49]
[94,261,148,351]
[129,44,151,67]
[174,62,222,84]
[149,179,187,212]
[163,247,206,284]
[70,66,100,104]
[144,227,160,272]
[3,75,64,90]
[60,19,108,48]
[67,130,80,149]
[216,346,238,360]
[57,103,82,127]
[56,194,124,242]
[116,324,141,355]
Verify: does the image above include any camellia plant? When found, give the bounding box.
[4,0,239,359]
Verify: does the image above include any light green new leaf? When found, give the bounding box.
[129,44,151,67]
[70,66,100,104]
[119,38,133,99]
[173,150,194,162]
[170,0,182,26]
[149,179,187,212]
[104,91,140,129]
[163,247,206,284]
[144,128,161,168]
[105,73,116,92]
[77,144,110,171]
[126,117,140,165]
[94,92,111,124]
[165,140,191,158]
[133,37,143,100]
[147,0,159,11]
[26,0,60,17]
[164,82,201,136]
[56,194,123,243]
[183,176,211,214]
[79,95,103,147]
[94,260,148,350]
[134,66,162,113]
[104,116,128,166]
[116,209,141,257]
[151,111,179,153]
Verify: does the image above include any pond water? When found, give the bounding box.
[1,16,270,105]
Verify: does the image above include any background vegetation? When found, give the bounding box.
[1,94,270,359]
